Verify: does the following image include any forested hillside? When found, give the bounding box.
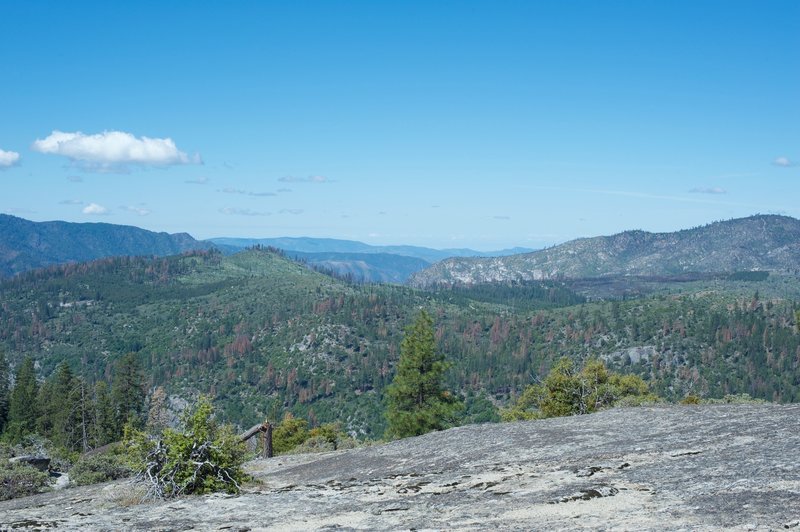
[1,248,798,437]
[0,214,212,278]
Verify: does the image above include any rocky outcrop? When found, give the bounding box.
[7,456,50,472]
[1,404,798,530]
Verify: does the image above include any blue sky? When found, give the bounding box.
[0,1,797,250]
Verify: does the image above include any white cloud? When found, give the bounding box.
[32,130,199,170]
[67,175,83,182]
[773,157,794,167]
[219,207,270,216]
[185,177,209,185]
[82,203,110,215]
[493,215,511,220]
[59,199,84,205]
[122,205,151,216]
[279,209,304,215]
[0,149,21,168]
[219,187,276,197]
[278,175,328,183]
[689,187,727,194]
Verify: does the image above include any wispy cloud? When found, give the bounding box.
[186,177,209,185]
[32,130,200,171]
[219,187,276,197]
[122,205,151,216]
[773,156,795,167]
[67,175,83,182]
[279,208,304,215]
[278,175,328,183]
[0,149,21,168]
[525,184,787,210]
[277,188,292,193]
[219,207,270,216]
[82,203,110,215]
[59,199,84,205]
[689,187,727,194]
[493,215,511,220]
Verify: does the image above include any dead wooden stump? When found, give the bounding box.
[239,421,273,458]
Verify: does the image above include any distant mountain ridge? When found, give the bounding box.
[207,236,534,283]
[0,214,213,277]
[409,215,800,287]
[287,251,431,284]
[207,236,533,263]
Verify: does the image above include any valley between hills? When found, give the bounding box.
[1,214,799,437]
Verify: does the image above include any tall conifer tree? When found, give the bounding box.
[93,381,117,446]
[6,357,39,441]
[0,349,9,435]
[385,311,461,439]
[111,353,146,431]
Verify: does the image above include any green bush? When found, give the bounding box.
[502,357,659,421]
[70,453,132,486]
[706,393,766,404]
[123,396,248,499]
[290,435,335,454]
[272,414,309,455]
[286,423,360,454]
[0,463,50,501]
[0,440,52,501]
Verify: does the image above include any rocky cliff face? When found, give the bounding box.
[409,214,800,287]
[2,404,798,530]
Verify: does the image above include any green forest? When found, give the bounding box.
[1,248,799,442]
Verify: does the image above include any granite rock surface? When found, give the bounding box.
[1,404,798,531]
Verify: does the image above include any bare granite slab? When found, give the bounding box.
[1,404,798,531]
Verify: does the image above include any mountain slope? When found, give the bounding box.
[0,214,213,277]
[2,248,798,437]
[409,215,800,287]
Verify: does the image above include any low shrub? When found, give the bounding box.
[123,396,248,500]
[0,463,50,501]
[70,453,132,486]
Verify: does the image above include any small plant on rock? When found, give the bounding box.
[0,443,50,501]
[70,452,132,486]
[123,396,247,500]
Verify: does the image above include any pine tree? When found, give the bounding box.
[111,353,146,432]
[38,362,80,449]
[93,381,117,446]
[6,357,39,441]
[0,349,9,435]
[385,311,461,439]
